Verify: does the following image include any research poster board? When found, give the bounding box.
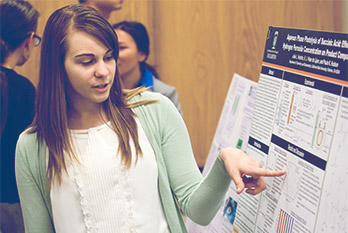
[187,27,348,233]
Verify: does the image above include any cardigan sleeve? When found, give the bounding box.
[156,94,231,225]
[15,132,55,233]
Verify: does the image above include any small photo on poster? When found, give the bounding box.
[222,196,238,225]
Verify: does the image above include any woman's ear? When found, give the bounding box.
[137,51,147,63]
[16,32,35,66]
[22,32,35,59]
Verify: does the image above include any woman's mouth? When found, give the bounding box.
[93,83,109,92]
[95,84,107,88]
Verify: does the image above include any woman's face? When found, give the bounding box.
[95,0,124,11]
[115,29,146,77]
[64,29,116,109]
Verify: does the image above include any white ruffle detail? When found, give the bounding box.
[73,161,98,233]
[118,164,137,233]
[72,127,137,233]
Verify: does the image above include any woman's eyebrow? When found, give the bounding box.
[105,49,113,55]
[74,49,113,58]
[74,53,94,58]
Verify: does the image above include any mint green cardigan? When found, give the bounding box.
[15,92,231,233]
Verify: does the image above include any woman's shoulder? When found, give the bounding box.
[15,128,43,172]
[16,128,39,151]
[131,90,171,104]
[131,91,179,117]
[2,67,35,90]
[153,78,177,94]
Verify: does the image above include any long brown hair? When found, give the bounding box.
[30,4,155,184]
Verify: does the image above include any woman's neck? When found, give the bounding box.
[1,53,19,69]
[68,104,108,130]
[120,66,142,89]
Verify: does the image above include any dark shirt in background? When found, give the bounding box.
[1,66,35,203]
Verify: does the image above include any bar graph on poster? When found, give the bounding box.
[186,27,348,233]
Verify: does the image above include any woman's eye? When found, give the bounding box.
[81,60,94,66]
[104,56,114,61]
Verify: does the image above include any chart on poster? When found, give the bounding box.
[187,27,348,233]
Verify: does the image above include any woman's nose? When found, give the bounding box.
[95,61,109,78]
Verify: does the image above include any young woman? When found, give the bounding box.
[0,1,40,232]
[15,4,285,233]
[113,21,183,115]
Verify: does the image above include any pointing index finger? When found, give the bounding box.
[246,167,286,177]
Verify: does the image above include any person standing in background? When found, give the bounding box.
[0,0,40,232]
[113,21,183,115]
[79,0,123,20]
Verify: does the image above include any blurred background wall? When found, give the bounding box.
[15,0,345,168]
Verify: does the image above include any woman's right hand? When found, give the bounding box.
[218,147,286,195]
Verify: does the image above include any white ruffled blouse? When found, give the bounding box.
[49,120,169,233]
